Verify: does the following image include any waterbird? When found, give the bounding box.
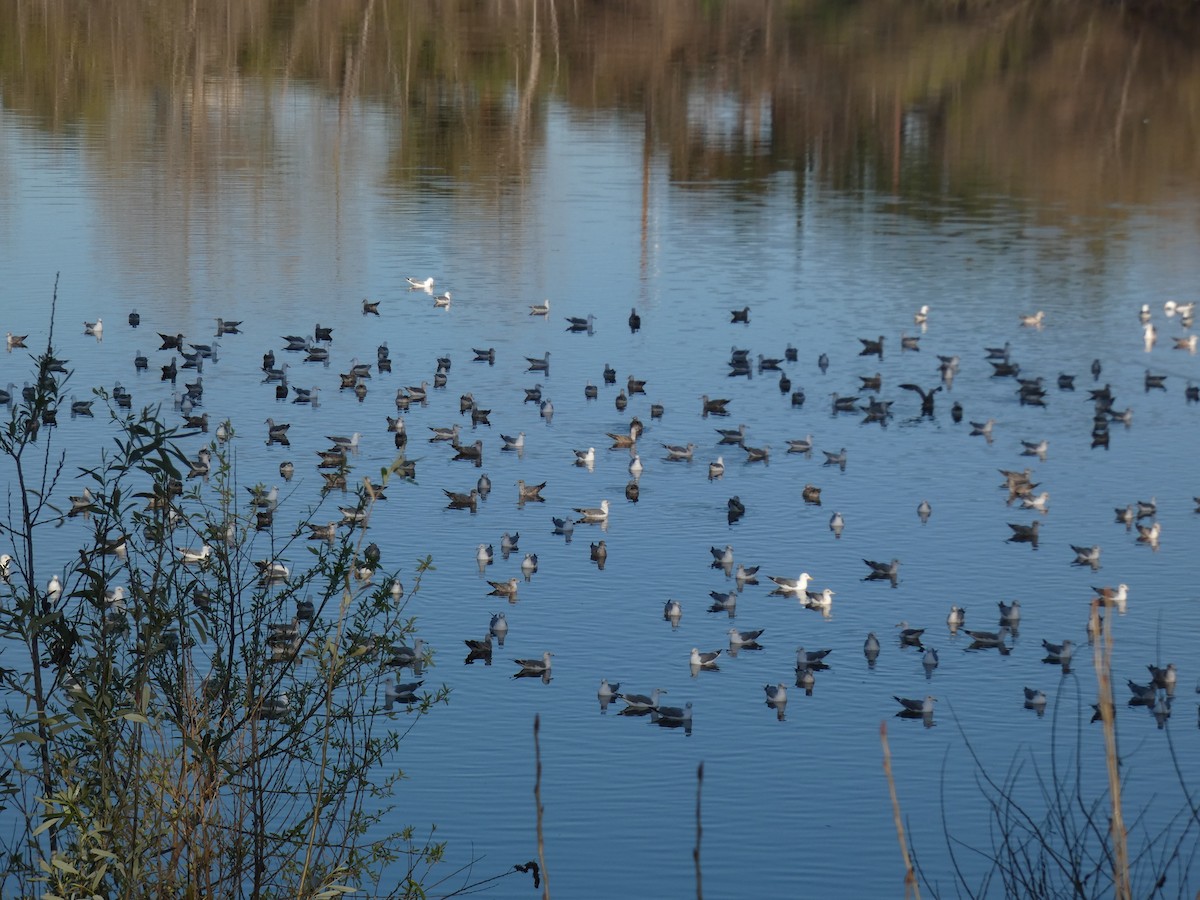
[487,578,519,599]
[917,500,932,524]
[947,606,965,630]
[894,696,936,715]
[795,647,833,669]
[730,306,750,323]
[859,335,885,357]
[573,499,610,523]
[764,683,788,705]
[521,553,538,578]
[1042,639,1073,665]
[573,446,596,465]
[1148,663,1177,689]
[829,511,845,537]
[787,435,814,454]
[863,558,900,579]
[529,299,550,315]
[701,395,731,416]
[1023,687,1048,711]
[1007,520,1040,543]
[406,276,435,291]
[743,445,770,463]
[970,418,996,439]
[690,648,722,668]
[489,613,509,640]
[525,351,551,372]
[822,447,847,468]
[768,573,811,594]
[896,622,925,646]
[443,488,479,510]
[513,651,553,675]
[385,679,424,705]
[433,291,452,308]
[517,480,546,503]
[998,599,1021,624]
[727,496,745,518]
[728,627,763,647]
[551,515,574,537]
[565,314,596,332]
[1070,544,1100,567]
[177,545,212,565]
[1019,310,1045,327]
[664,599,682,621]
[864,633,881,662]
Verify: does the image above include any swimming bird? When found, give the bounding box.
[795,647,833,669]
[476,544,494,565]
[618,687,668,713]
[899,382,941,415]
[690,648,722,668]
[1019,310,1045,327]
[715,424,747,445]
[551,515,575,537]
[964,626,1010,648]
[822,447,847,469]
[859,335,884,357]
[701,395,731,416]
[727,496,745,519]
[708,456,725,480]
[787,435,814,454]
[521,553,538,578]
[947,606,965,630]
[922,647,939,670]
[514,651,553,675]
[744,445,770,463]
[1070,544,1101,567]
[664,599,683,622]
[896,622,925,646]
[764,683,788,705]
[525,351,551,372]
[914,304,930,326]
[406,276,435,291]
[443,488,480,510]
[864,633,881,663]
[1021,492,1051,512]
[894,695,936,715]
[385,679,425,705]
[969,418,996,439]
[573,446,596,466]
[429,424,461,443]
[1041,639,1073,665]
[47,574,62,601]
[528,298,550,315]
[517,480,546,503]
[829,511,845,537]
[804,588,836,612]
[177,545,212,565]
[487,578,519,600]
[362,298,381,315]
[453,440,484,463]
[730,306,750,323]
[565,314,596,332]
[728,627,764,647]
[433,291,452,308]
[768,573,811,594]
[998,599,1021,624]
[472,347,496,364]
[489,612,509,640]
[1007,521,1040,544]
[1148,663,1177,690]
[863,558,900,580]
[662,443,695,460]
[1023,687,1048,712]
[916,500,932,524]
[573,499,610,523]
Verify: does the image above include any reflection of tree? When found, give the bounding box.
[0,0,1197,212]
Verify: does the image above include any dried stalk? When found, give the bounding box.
[881,721,921,900]
[1091,599,1130,899]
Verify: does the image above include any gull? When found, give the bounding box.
[923,648,940,670]
[964,626,1010,648]
[1024,687,1048,712]
[257,691,290,720]
[514,651,554,675]
[1007,520,1040,543]
[1136,521,1161,545]
[0,553,11,581]
[573,500,609,523]
[84,318,102,337]
[1042,639,1073,665]
[804,588,835,612]
[7,332,29,350]
[517,480,546,503]
[1148,663,1177,689]
[894,696,936,715]
[859,335,885,357]
[526,351,551,372]
[178,545,212,565]
[433,292,452,308]
[406,276,435,291]
[914,304,930,326]
[758,354,782,372]
[524,384,543,403]
[787,435,814,454]
[716,424,747,445]
[864,633,881,663]
[68,487,96,516]
[1019,310,1045,327]
[453,440,484,463]
[1021,439,1049,458]
[327,432,361,452]
[472,347,496,363]
[1021,492,1051,512]
[701,395,731,416]
[728,627,764,647]
[574,447,596,465]
[521,553,538,577]
[743,445,770,463]
[764,683,788,705]
[970,418,996,438]
[429,424,461,443]
[487,578,519,599]
[385,679,424,704]
[731,306,750,323]
[863,558,900,580]
[551,515,574,537]
[769,573,812,594]
[1070,544,1100,567]
[829,511,845,537]
[443,488,480,510]
[476,544,494,565]
[664,599,683,621]
[735,564,759,587]
[618,687,668,711]
[256,561,290,583]
[896,622,926,646]
[690,648,722,668]
[822,447,847,468]
[899,383,941,415]
[710,545,734,567]
[1174,334,1198,352]
[489,612,509,639]
[47,574,62,600]
[708,456,725,480]
[727,496,746,519]
[1144,322,1157,351]
[917,500,932,524]
[1128,679,1157,702]
[652,701,694,727]
[796,667,816,692]
[662,443,695,461]
[500,432,526,452]
[529,299,550,315]
[566,314,596,332]
[590,541,607,565]
[998,599,1021,624]
[795,647,833,669]
[947,606,965,630]
[598,679,619,705]
[628,454,643,477]
[802,484,822,504]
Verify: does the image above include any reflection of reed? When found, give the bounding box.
[1,1,1197,212]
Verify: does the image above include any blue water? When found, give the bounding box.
[1,84,1199,898]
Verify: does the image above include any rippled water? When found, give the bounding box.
[3,58,1200,900]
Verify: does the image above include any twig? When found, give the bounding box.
[881,721,921,899]
[534,714,549,899]
[694,761,704,900]
[1091,599,1131,900]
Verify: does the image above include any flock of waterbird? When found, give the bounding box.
[4,281,1196,730]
